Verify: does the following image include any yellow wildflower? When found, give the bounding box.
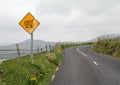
[31,77,37,81]
[40,74,43,77]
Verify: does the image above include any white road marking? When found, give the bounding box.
[56,67,59,72]
[0,61,3,64]
[93,61,98,65]
[76,48,98,66]
[51,75,55,81]
[76,48,87,56]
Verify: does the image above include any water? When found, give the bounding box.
[0,49,46,61]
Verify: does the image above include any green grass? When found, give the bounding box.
[0,43,91,85]
[61,42,93,49]
[93,38,120,58]
[0,44,63,85]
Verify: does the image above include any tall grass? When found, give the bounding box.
[61,42,93,49]
[0,44,63,85]
[0,42,91,85]
[93,38,120,58]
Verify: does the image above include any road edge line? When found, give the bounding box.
[51,63,61,81]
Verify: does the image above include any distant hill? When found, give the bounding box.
[0,42,12,46]
[88,34,120,42]
[0,40,56,60]
[0,39,55,50]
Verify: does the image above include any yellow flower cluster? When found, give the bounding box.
[31,77,37,81]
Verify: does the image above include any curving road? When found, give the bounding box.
[49,45,120,85]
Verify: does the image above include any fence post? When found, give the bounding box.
[40,48,42,53]
[49,44,52,51]
[52,45,54,50]
[45,44,48,52]
[16,44,20,63]
[37,47,39,57]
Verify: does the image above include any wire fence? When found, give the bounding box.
[0,44,55,62]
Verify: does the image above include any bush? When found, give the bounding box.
[93,38,120,58]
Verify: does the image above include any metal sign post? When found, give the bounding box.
[31,32,33,64]
[19,12,40,64]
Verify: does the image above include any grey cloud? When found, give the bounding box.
[37,0,72,16]
[1,0,120,43]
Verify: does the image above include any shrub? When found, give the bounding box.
[93,38,120,58]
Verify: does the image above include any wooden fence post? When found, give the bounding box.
[37,47,39,57]
[49,44,52,51]
[52,45,54,50]
[45,44,48,52]
[16,44,20,63]
[40,48,42,53]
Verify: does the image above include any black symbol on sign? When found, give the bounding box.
[24,20,33,28]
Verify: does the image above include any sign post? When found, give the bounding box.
[31,32,33,64]
[19,12,40,64]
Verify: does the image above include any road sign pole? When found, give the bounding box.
[19,12,40,64]
[31,32,33,64]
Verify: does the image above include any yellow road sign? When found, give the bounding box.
[19,12,40,34]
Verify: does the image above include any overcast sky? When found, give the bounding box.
[0,0,120,43]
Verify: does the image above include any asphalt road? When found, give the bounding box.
[49,45,120,85]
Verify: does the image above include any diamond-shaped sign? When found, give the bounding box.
[19,12,40,34]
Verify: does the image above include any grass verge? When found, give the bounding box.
[93,39,120,58]
[0,42,92,85]
[0,44,63,85]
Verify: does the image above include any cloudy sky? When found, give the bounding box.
[0,0,120,43]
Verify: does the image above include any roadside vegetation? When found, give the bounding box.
[93,37,120,58]
[61,42,93,49]
[0,42,92,85]
[0,43,63,85]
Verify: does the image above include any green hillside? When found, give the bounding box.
[93,37,120,58]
